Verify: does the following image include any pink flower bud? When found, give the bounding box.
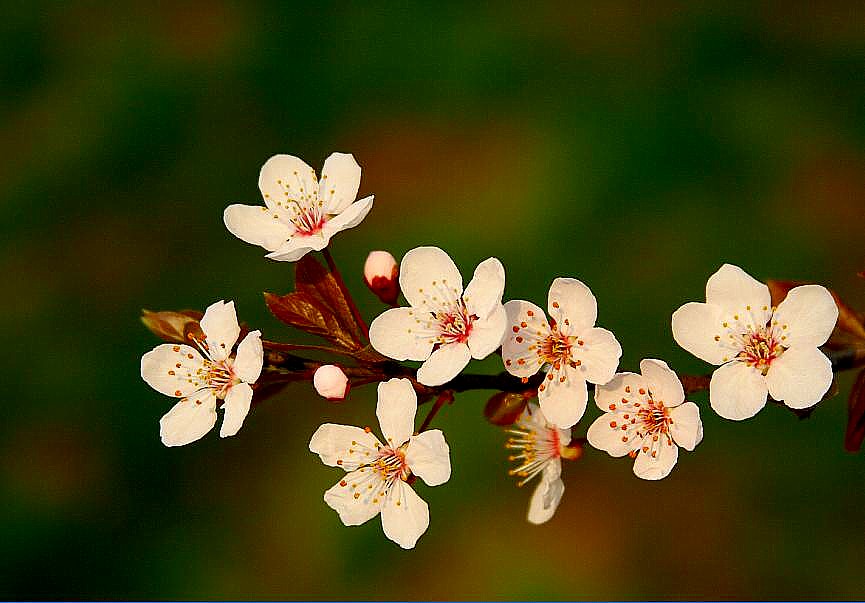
[313,365,350,401]
[364,251,399,305]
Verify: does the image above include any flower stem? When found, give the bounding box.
[419,390,454,432]
[322,247,370,341]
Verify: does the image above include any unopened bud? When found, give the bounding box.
[313,365,350,401]
[363,251,399,305]
[141,309,204,343]
[560,440,584,461]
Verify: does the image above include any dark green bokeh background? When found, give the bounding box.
[3,3,865,599]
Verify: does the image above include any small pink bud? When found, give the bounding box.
[363,250,399,305]
[313,365,350,401]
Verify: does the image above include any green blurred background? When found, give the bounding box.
[3,2,865,599]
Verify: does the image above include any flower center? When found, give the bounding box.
[371,446,410,484]
[636,399,671,438]
[289,204,327,236]
[434,301,476,345]
[537,329,581,372]
[506,419,563,487]
[202,360,236,398]
[738,327,783,373]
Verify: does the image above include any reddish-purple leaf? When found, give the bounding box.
[484,391,529,426]
[264,291,359,350]
[141,309,204,343]
[295,255,365,347]
[845,369,865,452]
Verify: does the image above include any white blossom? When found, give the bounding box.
[505,403,571,524]
[672,264,838,420]
[369,247,507,387]
[502,278,622,428]
[141,300,263,446]
[587,359,702,480]
[309,378,451,549]
[224,153,374,261]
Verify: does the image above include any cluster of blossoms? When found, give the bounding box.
[140,152,842,549]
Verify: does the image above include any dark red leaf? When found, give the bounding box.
[264,291,360,350]
[484,391,529,426]
[295,255,365,347]
[141,309,204,343]
[844,369,865,452]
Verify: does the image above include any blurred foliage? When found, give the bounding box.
[2,2,865,599]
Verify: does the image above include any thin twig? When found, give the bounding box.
[419,390,454,432]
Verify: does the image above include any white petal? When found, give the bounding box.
[323,468,385,526]
[467,305,506,360]
[376,378,417,447]
[369,307,435,362]
[234,330,263,384]
[406,430,451,486]
[200,300,240,362]
[502,300,548,378]
[416,343,471,387]
[705,263,771,316]
[639,358,685,407]
[633,435,679,480]
[219,382,252,438]
[572,327,622,385]
[463,257,505,318]
[538,365,587,429]
[322,195,374,236]
[258,154,318,211]
[671,302,728,365]
[264,237,320,262]
[548,277,597,334]
[319,152,361,213]
[141,344,206,397]
[399,246,463,309]
[380,480,429,549]
[223,204,292,252]
[709,361,768,420]
[765,346,833,410]
[309,423,383,470]
[159,390,218,447]
[586,412,639,457]
[772,284,838,348]
[669,402,703,451]
[527,476,565,525]
[593,371,647,412]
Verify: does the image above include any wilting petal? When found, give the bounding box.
[399,246,463,309]
[380,480,429,549]
[309,423,383,471]
[376,378,417,447]
[669,402,702,451]
[369,307,436,362]
[324,468,385,526]
[416,343,471,387]
[671,302,728,365]
[640,358,685,408]
[234,330,263,384]
[572,327,621,385]
[141,343,205,397]
[709,361,768,420]
[200,300,241,361]
[319,152,361,213]
[538,365,587,428]
[258,154,318,211]
[322,195,374,237]
[159,390,218,447]
[548,277,597,335]
[502,300,548,378]
[406,430,451,487]
[772,285,839,348]
[220,382,253,438]
[766,346,833,410]
[706,263,771,317]
[467,305,506,360]
[527,475,564,525]
[223,204,292,252]
[633,434,679,480]
[463,257,505,318]
[586,411,640,457]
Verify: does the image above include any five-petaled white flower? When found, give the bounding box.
[141,300,263,446]
[587,359,702,480]
[502,278,622,429]
[368,246,507,387]
[672,264,838,420]
[506,403,576,524]
[224,152,374,262]
[309,378,451,549]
